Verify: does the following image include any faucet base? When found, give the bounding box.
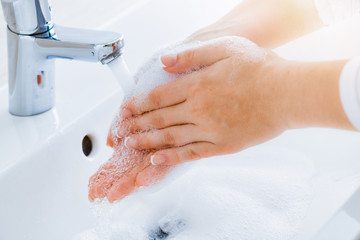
[7,29,55,116]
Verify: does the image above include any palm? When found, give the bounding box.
[89,128,172,202]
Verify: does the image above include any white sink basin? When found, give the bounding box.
[0,0,360,239]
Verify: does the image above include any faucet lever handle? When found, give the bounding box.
[1,0,53,35]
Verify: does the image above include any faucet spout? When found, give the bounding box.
[36,26,124,64]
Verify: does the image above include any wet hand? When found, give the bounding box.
[117,37,289,167]
[89,131,173,202]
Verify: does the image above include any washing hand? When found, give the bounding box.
[88,127,172,202]
[116,37,287,167]
[116,37,353,181]
[88,0,351,201]
[89,34,353,201]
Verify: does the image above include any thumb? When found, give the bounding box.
[106,127,114,148]
[161,42,230,74]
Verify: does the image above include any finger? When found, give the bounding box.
[106,115,119,147]
[107,113,123,145]
[161,41,230,74]
[88,149,145,201]
[89,182,109,202]
[105,151,153,202]
[136,165,173,187]
[106,127,114,148]
[150,142,216,166]
[119,79,189,118]
[107,174,137,203]
[88,160,120,201]
[117,103,189,137]
[125,125,207,150]
[89,174,112,201]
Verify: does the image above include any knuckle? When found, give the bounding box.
[136,114,153,130]
[172,149,183,163]
[183,50,196,67]
[186,147,201,161]
[119,120,135,136]
[148,91,161,108]
[137,135,149,148]
[152,114,165,127]
[127,118,138,132]
[163,130,176,146]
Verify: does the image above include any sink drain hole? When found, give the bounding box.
[82,135,93,157]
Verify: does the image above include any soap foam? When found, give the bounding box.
[108,36,267,145]
[79,147,313,240]
[84,37,314,240]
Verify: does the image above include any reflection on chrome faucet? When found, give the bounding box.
[1,0,125,116]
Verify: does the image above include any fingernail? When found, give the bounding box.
[160,54,177,68]
[124,136,130,148]
[119,108,132,119]
[124,136,138,149]
[151,154,167,165]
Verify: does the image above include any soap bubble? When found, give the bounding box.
[85,37,314,240]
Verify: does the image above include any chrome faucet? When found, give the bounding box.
[1,0,124,116]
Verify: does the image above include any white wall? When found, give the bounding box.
[0,4,6,87]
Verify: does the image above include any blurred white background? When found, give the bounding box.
[0,0,238,87]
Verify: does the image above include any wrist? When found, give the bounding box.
[279,60,354,130]
[260,57,295,131]
[230,0,324,48]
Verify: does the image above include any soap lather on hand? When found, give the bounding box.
[88,127,172,202]
[89,36,269,202]
[88,41,194,202]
